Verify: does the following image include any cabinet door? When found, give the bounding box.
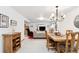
[4,36,13,53]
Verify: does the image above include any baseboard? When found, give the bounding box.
[21,39,25,41]
[33,37,46,39]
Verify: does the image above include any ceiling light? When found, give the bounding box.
[49,6,66,31]
[37,16,45,20]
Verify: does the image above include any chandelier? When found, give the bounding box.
[49,6,65,31]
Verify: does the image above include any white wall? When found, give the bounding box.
[29,20,52,31]
[0,6,27,53]
[58,7,79,35]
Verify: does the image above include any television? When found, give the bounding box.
[39,26,45,31]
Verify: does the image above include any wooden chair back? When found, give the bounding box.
[45,31,48,40]
[74,32,79,52]
[45,31,54,51]
[65,31,74,52]
[45,31,50,49]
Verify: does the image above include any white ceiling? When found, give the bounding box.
[12,6,78,22]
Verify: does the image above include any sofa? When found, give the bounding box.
[33,31,46,39]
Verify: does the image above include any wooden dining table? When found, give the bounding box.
[47,32,67,53]
[47,32,78,42]
[47,32,66,42]
[47,32,79,52]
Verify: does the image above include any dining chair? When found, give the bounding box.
[57,31,74,53]
[65,32,74,53]
[73,32,79,52]
[45,31,55,51]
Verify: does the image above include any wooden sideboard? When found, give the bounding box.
[2,32,21,53]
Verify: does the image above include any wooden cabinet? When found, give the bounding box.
[3,32,21,53]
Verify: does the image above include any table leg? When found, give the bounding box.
[57,42,60,53]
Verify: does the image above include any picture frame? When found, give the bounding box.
[74,15,79,28]
[0,14,9,28]
[10,20,17,26]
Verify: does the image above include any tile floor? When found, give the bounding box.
[17,38,55,53]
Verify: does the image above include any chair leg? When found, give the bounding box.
[46,44,50,51]
[71,46,73,53]
[71,40,74,53]
[76,46,78,53]
[65,46,68,53]
[47,47,49,51]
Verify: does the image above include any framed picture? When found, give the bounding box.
[0,14,9,28]
[74,15,79,28]
[10,20,17,26]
